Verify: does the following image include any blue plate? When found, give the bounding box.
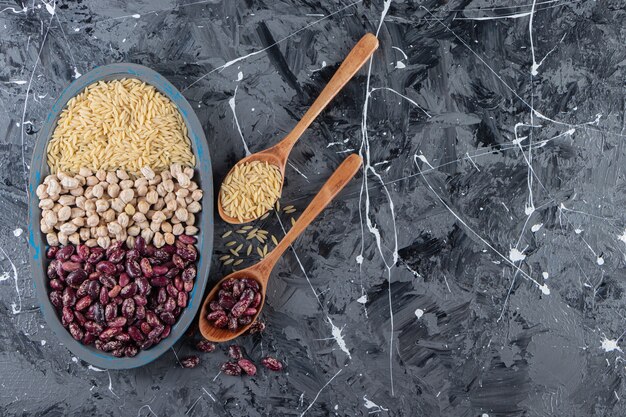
[28,63,213,369]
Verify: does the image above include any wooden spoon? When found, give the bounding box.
[218,33,379,224]
[200,153,363,342]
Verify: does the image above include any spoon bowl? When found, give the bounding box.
[201,154,363,342]
[218,33,378,224]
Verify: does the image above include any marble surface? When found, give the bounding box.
[1,0,626,416]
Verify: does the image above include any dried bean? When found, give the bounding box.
[221,362,242,376]
[260,357,283,371]
[228,345,243,360]
[122,298,136,319]
[228,317,238,331]
[172,254,186,269]
[177,292,188,308]
[125,346,139,357]
[66,270,88,289]
[84,321,103,334]
[69,323,83,341]
[128,326,145,342]
[126,259,142,278]
[118,273,130,288]
[238,359,257,376]
[62,261,82,272]
[62,306,74,326]
[150,276,168,287]
[62,288,77,307]
[196,340,216,353]
[75,295,92,311]
[120,283,137,298]
[152,265,169,276]
[56,245,75,261]
[108,285,121,298]
[140,258,153,277]
[180,356,200,368]
[181,265,196,281]
[160,312,176,325]
[209,301,223,311]
[49,291,63,308]
[49,279,64,291]
[99,327,122,340]
[46,246,59,259]
[105,304,117,322]
[108,317,127,327]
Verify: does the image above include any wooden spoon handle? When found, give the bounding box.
[274,33,379,159]
[258,154,363,274]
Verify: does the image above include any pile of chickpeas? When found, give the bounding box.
[37,164,202,249]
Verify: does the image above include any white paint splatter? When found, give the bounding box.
[539,284,550,295]
[73,27,80,32]
[575,228,583,234]
[8,80,27,85]
[395,61,406,69]
[415,309,424,319]
[132,13,141,18]
[236,71,243,81]
[531,223,543,232]
[228,85,251,156]
[0,272,9,281]
[12,228,23,237]
[329,319,351,359]
[88,365,105,371]
[356,295,367,304]
[601,338,622,353]
[509,247,526,262]
[542,272,549,279]
[416,154,434,169]
[0,246,21,314]
[41,340,46,346]
[43,0,55,16]
[363,396,388,412]
[619,229,626,244]
[300,369,343,416]
[597,256,605,265]
[355,254,363,264]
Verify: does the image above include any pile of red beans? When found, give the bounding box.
[46,235,198,357]
[205,277,262,331]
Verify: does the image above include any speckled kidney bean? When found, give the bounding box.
[102,340,123,352]
[56,245,75,261]
[180,356,200,368]
[228,345,243,360]
[49,291,63,308]
[174,276,184,292]
[260,357,283,371]
[120,282,137,298]
[135,305,146,320]
[172,254,185,269]
[218,292,236,310]
[221,362,242,376]
[99,327,122,340]
[135,277,149,295]
[69,323,83,341]
[206,310,225,321]
[47,261,59,279]
[118,273,130,288]
[76,244,90,261]
[74,311,87,326]
[183,280,193,293]
[122,298,136,319]
[75,295,92,311]
[49,279,64,291]
[238,359,257,376]
[95,261,115,275]
[152,265,169,276]
[148,325,164,340]
[125,345,139,357]
[238,316,253,326]
[196,340,216,352]
[77,280,90,298]
[140,322,152,335]
[182,266,196,282]
[108,285,121,298]
[62,261,81,272]
[66,270,87,289]
[133,294,147,306]
[228,317,238,331]
[108,249,125,264]
[177,292,188,308]
[108,317,127,328]
[128,326,144,342]
[214,315,228,328]
[139,258,152,277]
[160,312,176,325]
[150,276,168,287]
[62,287,77,307]
[115,332,131,343]
[62,306,74,326]
[163,298,176,312]
[82,332,96,345]
[125,259,142,278]
[105,303,117,321]
[166,284,178,298]
[84,321,103,334]
[47,246,59,259]
[99,275,116,289]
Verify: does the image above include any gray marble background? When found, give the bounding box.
[1,0,626,416]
